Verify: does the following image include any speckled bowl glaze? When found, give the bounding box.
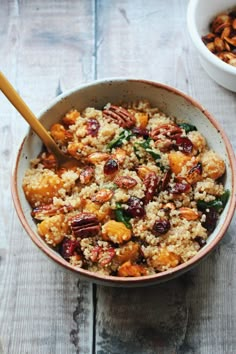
[12,78,236,287]
[187,0,236,92]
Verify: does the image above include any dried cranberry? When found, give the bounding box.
[202,207,218,233]
[87,118,100,137]
[60,238,79,259]
[132,127,149,138]
[152,219,170,236]
[161,169,172,190]
[127,196,145,218]
[170,182,191,194]
[188,162,202,177]
[195,236,207,248]
[174,136,193,154]
[104,158,119,175]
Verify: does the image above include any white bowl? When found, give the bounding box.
[187,0,236,92]
[12,78,236,287]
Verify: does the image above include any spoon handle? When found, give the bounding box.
[0,71,61,157]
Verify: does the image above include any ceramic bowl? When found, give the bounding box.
[187,0,236,92]
[12,78,236,287]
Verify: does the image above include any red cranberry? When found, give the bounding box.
[161,169,172,190]
[152,219,170,236]
[87,118,100,137]
[104,158,119,175]
[188,162,202,176]
[132,127,149,138]
[202,207,218,233]
[174,136,193,154]
[170,182,191,194]
[195,236,207,248]
[60,238,79,259]
[127,196,145,218]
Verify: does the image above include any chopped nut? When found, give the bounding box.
[87,152,110,164]
[114,175,138,189]
[179,207,199,221]
[92,189,114,203]
[79,167,94,184]
[206,42,216,52]
[111,148,126,164]
[143,172,160,204]
[202,9,236,67]
[136,165,152,180]
[214,37,225,51]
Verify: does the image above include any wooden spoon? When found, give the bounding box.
[0,71,79,168]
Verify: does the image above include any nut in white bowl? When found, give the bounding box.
[187,0,236,91]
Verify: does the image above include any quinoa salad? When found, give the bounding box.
[22,100,229,277]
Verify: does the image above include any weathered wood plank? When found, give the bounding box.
[96,278,190,354]
[0,1,95,353]
[0,0,236,353]
[95,0,236,353]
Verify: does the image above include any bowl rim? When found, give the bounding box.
[11,78,236,286]
[187,0,236,75]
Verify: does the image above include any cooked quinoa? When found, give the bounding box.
[22,100,229,277]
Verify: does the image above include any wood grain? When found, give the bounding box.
[0,0,235,353]
[0,1,95,353]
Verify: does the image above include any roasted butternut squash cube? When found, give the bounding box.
[102,220,132,244]
[38,214,68,246]
[23,170,63,207]
[168,151,192,175]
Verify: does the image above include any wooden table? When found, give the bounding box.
[0,1,235,353]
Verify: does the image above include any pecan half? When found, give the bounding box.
[143,172,160,204]
[103,105,135,128]
[80,166,94,184]
[150,124,182,141]
[90,245,115,266]
[32,204,73,220]
[70,213,100,238]
[150,124,183,152]
[114,175,137,189]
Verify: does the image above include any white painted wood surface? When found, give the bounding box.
[0,1,235,353]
